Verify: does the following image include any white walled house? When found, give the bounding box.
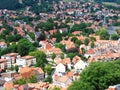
[55,63,66,74]
[1,53,20,68]
[0,59,6,70]
[53,75,72,88]
[74,60,88,72]
[16,56,36,67]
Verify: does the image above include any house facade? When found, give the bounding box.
[16,56,36,67]
[0,59,6,70]
[1,53,20,68]
[55,63,66,74]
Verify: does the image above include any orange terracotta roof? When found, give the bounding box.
[4,53,18,57]
[20,67,35,79]
[54,58,62,64]
[86,49,95,54]
[4,82,14,90]
[0,41,6,45]
[32,67,44,74]
[67,71,74,77]
[62,58,71,65]
[58,76,69,83]
[72,56,81,64]
[21,55,34,60]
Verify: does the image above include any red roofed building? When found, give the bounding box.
[20,67,44,81]
[85,49,96,58]
[0,41,7,49]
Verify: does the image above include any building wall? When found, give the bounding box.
[56,63,65,73]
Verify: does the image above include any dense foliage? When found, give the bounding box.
[0,0,22,10]
[68,60,120,90]
[14,74,38,85]
[0,0,53,12]
[94,0,120,4]
[96,28,109,40]
[17,39,36,56]
[29,50,48,68]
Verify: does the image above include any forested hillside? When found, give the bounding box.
[0,0,54,12]
[94,0,120,4]
[0,0,23,10]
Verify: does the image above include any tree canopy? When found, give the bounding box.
[29,50,48,68]
[68,60,120,90]
[17,39,36,56]
[96,28,109,40]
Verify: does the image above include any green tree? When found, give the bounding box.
[89,37,96,42]
[67,52,79,60]
[43,75,52,83]
[14,78,26,85]
[9,44,18,52]
[60,53,64,59]
[75,40,82,48]
[81,48,86,55]
[6,35,15,42]
[15,65,19,73]
[55,43,66,52]
[27,74,38,83]
[71,37,78,43]
[96,28,109,40]
[52,53,56,59]
[17,39,36,56]
[111,33,119,40]
[68,60,120,90]
[29,50,48,68]
[84,38,89,46]
[29,32,35,40]
[14,34,23,41]
[45,65,53,75]
[90,42,95,48]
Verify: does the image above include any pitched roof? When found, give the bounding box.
[3,53,18,57]
[72,56,81,64]
[62,58,71,65]
[86,49,95,55]
[21,55,34,60]
[54,58,62,64]
[32,67,44,74]
[0,42,6,46]
[58,76,69,83]
[4,82,14,90]
[20,67,35,79]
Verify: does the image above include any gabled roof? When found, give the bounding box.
[86,49,95,55]
[58,76,69,83]
[21,56,34,60]
[0,42,6,46]
[4,82,14,90]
